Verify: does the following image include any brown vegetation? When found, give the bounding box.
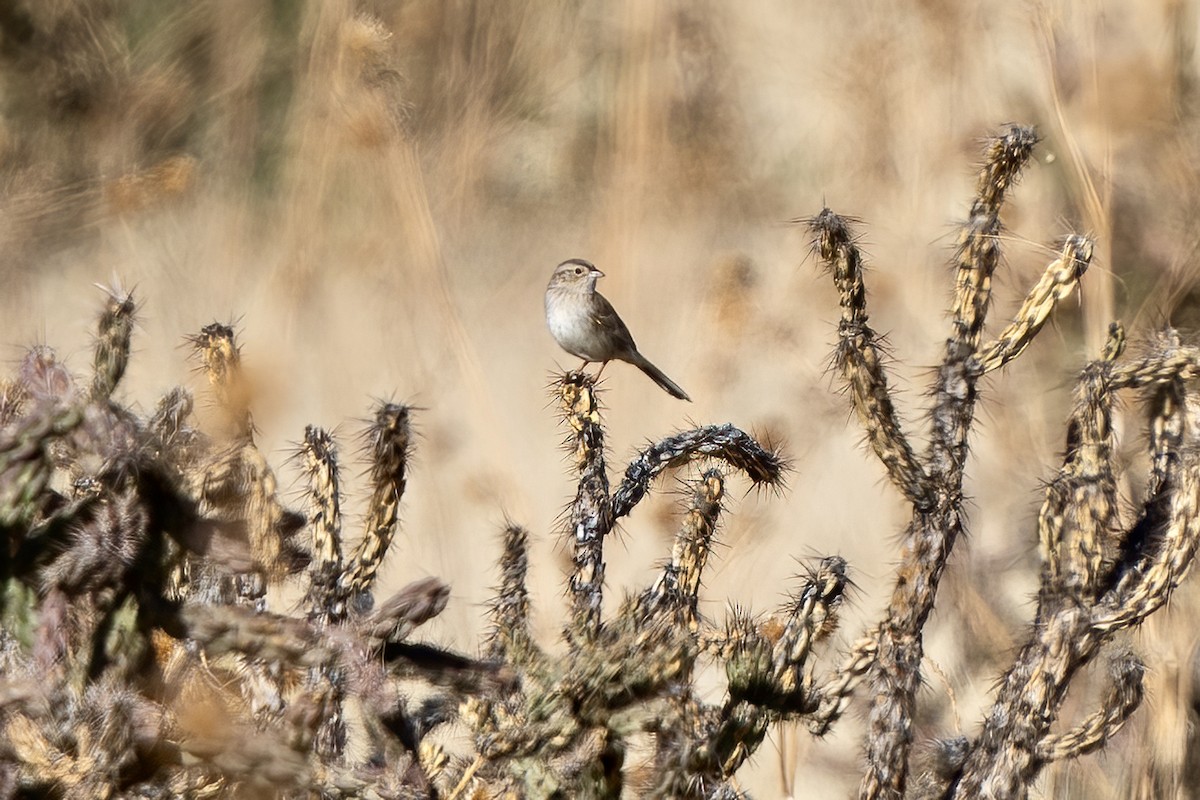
[4,2,1200,798]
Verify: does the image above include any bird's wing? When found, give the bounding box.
[591,292,637,352]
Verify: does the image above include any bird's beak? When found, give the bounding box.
[590,268,605,278]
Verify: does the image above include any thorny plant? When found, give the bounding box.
[1,282,842,799]
[805,124,1200,800]
[0,124,1198,800]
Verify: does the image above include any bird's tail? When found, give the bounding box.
[628,352,691,401]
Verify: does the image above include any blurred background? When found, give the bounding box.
[1,0,1199,795]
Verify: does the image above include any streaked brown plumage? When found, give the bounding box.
[544,258,691,401]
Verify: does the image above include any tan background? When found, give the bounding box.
[2,1,1198,795]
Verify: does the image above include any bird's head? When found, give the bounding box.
[549,258,604,292]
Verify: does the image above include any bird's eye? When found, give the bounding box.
[574,267,583,275]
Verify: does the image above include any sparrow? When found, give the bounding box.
[544,258,690,401]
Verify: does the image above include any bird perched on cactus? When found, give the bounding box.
[544,258,691,401]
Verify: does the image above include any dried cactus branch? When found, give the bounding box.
[339,402,413,601]
[169,602,340,668]
[190,437,302,600]
[650,556,847,795]
[90,286,136,401]
[977,235,1094,374]
[806,208,930,506]
[1145,333,1186,499]
[563,618,694,720]
[861,125,1039,800]
[1110,346,1200,390]
[1093,441,1200,632]
[486,523,537,662]
[557,371,613,641]
[767,557,849,704]
[0,403,83,531]
[808,632,879,736]
[637,468,725,628]
[948,332,1200,799]
[1035,652,1145,762]
[1038,326,1123,598]
[723,557,848,717]
[953,591,1150,796]
[948,125,1040,351]
[359,576,450,644]
[715,563,849,724]
[651,700,770,797]
[612,424,784,520]
[300,425,344,623]
[188,322,252,438]
[148,386,197,459]
[953,604,1100,796]
[1103,341,1186,598]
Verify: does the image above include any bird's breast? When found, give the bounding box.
[546,289,605,360]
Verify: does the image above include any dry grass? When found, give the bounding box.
[3,1,1200,797]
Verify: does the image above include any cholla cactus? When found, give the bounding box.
[807,125,1200,800]
[1,124,1198,800]
[0,283,813,800]
[0,298,456,797]
[447,373,805,797]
